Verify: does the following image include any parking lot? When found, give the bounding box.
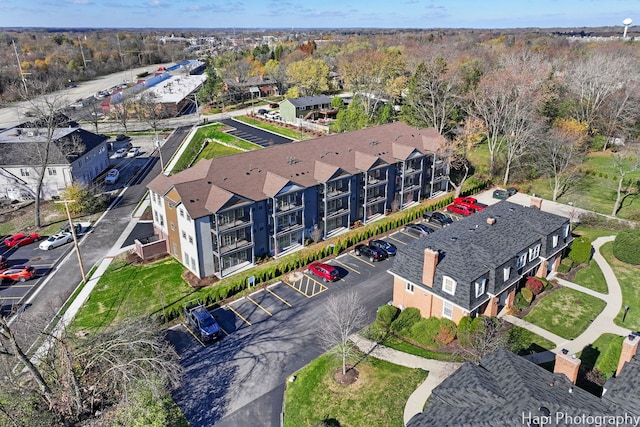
[0,225,90,315]
[219,118,294,146]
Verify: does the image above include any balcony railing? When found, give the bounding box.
[275,222,304,235]
[402,183,420,193]
[321,188,349,200]
[275,201,303,213]
[403,167,422,176]
[216,217,252,232]
[324,207,350,220]
[430,174,447,184]
[218,239,252,255]
[365,195,386,206]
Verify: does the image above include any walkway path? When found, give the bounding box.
[350,334,462,426]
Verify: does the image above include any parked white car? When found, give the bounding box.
[111,148,127,159]
[104,169,120,184]
[127,147,140,157]
[39,232,73,250]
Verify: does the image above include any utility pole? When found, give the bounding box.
[12,40,28,96]
[54,199,87,283]
[78,36,89,70]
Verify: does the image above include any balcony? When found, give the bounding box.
[403,167,422,177]
[321,188,349,201]
[323,207,350,220]
[217,217,252,232]
[275,201,303,214]
[430,174,448,184]
[365,194,386,206]
[275,222,304,235]
[218,239,252,255]
[402,183,420,193]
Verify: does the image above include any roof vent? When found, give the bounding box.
[487,217,496,225]
[207,181,212,184]
[369,139,379,146]
[450,237,457,241]
[286,156,300,165]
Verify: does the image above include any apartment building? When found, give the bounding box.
[147,121,449,278]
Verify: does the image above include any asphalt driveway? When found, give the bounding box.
[219,118,294,146]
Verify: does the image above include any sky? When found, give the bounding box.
[0,0,638,29]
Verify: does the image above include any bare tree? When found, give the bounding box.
[534,128,585,201]
[611,148,640,216]
[455,317,508,364]
[111,92,133,133]
[136,92,169,140]
[318,292,367,376]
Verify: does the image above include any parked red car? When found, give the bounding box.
[308,263,339,282]
[4,233,41,248]
[0,265,36,282]
[446,204,476,217]
[454,197,487,211]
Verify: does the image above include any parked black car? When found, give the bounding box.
[354,244,387,262]
[369,239,397,256]
[423,211,454,227]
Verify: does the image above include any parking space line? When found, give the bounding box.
[303,276,328,297]
[400,231,420,239]
[388,235,407,245]
[246,295,272,316]
[266,287,292,307]
[219,326,230,336]
[348,253,376,267]
[283,280,313,298]
[227,304,252,326]
[0,296,22,300]
[182,324,206,347]
[333,259,361,274]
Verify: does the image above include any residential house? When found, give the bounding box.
[408,339,640,427]
[147,121,449,278]
[0,126,109,200]
[222,75,279,102]
[279,95,335,123]
[390,200,572,323]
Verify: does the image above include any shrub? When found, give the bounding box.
[409,317,457,348]
[525,277,544,295]
[521,288,534,304]
[456,316,485,347]
[568,236,592,265]
[613,229,640,265]
[376,305,399,328]
[514,291,530,308]
[595,336,624,378]
[390,307,422,336]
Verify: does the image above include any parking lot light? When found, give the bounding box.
[54,199,86,283]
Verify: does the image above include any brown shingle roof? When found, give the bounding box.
[148,122,445,218]
[354,151,386,171]
[204,185,236,214]
[313,160,342,183]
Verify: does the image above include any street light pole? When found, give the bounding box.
[54,199,87,283]
[156,139,164,170]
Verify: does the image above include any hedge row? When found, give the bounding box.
[163,179,489,322]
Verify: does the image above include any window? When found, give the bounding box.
[191,258,196,269]
[517,252,527,269]
[189,235,193,244]
[47,168,57,176]
[20,168,30,177]
[184,253,190,265]
[179,208,184,218]
[406,281,414,293]
[563,224,570,238]
[186,214,191,222]
[154,211,158,222]
[442,276,456,295]
[552,235,559,248]
[503,267,511,281]
[159,215,164,226]
[442,301,453,319]
[529,244,541,261]
[170,222,175,231]
[475,279,486,298]
[182,231,186,239]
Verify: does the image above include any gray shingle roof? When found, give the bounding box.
[603,356,640,416]
[408,348,621,427]
[283,95,332,108]
[0,127,107,166]
[390,201,569,309]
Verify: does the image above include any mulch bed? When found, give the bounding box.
[333,365,359,385]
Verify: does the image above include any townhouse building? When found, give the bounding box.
[390,200,572,323]
[147,121,449,278]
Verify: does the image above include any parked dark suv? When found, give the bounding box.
[369,239,397,256]
[354,244,387,262]
[184,300,221,343]
[423,211,453,227]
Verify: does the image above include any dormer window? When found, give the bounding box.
[529,244,541,261]
[442,276,456,295]
[475,279,486,298]
[503,266,511,281]
[552,235,559,248]
[517,253,527,269]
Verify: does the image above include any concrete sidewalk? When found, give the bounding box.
[350,334,461,426]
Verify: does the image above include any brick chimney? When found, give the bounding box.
[530,197,543,210]
[616,334,639,376]
[486,217,496,225]
[422,248,439,288]
[554,350,581,384]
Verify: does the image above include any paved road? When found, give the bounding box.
[10,125,190,352]
[219,118,294,146]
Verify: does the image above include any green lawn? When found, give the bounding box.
[579,333,624,379]
[507,326,556,355]
[283,353,427,427]
[524,287,606,339]
[573,260,608,294]
[234,115,315,141]
[572,225,619,242]
[72,256,196,330]
[377,333,461,361]
[171,123,260,172]
[600,242,640,330]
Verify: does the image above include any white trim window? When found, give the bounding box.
[443,301,453,319]
[517,252,527,269]
[552,235,559,248]
[442,276,456,295]
[503,266,511,281]
[475,279,486,298]
[406,281,414,293]
[563,224,570,238]
[529,244,541,261]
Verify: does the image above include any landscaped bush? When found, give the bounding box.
[456,316,485,347]
[596,336,624,378]
[568,236,592,265]
[408,317,457,348]
[514,291,531,309]
[613,229,640,265]
[377,304,400,328]
[525,277,545,295]
[521,288,534,304]
[390,308,422,336]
